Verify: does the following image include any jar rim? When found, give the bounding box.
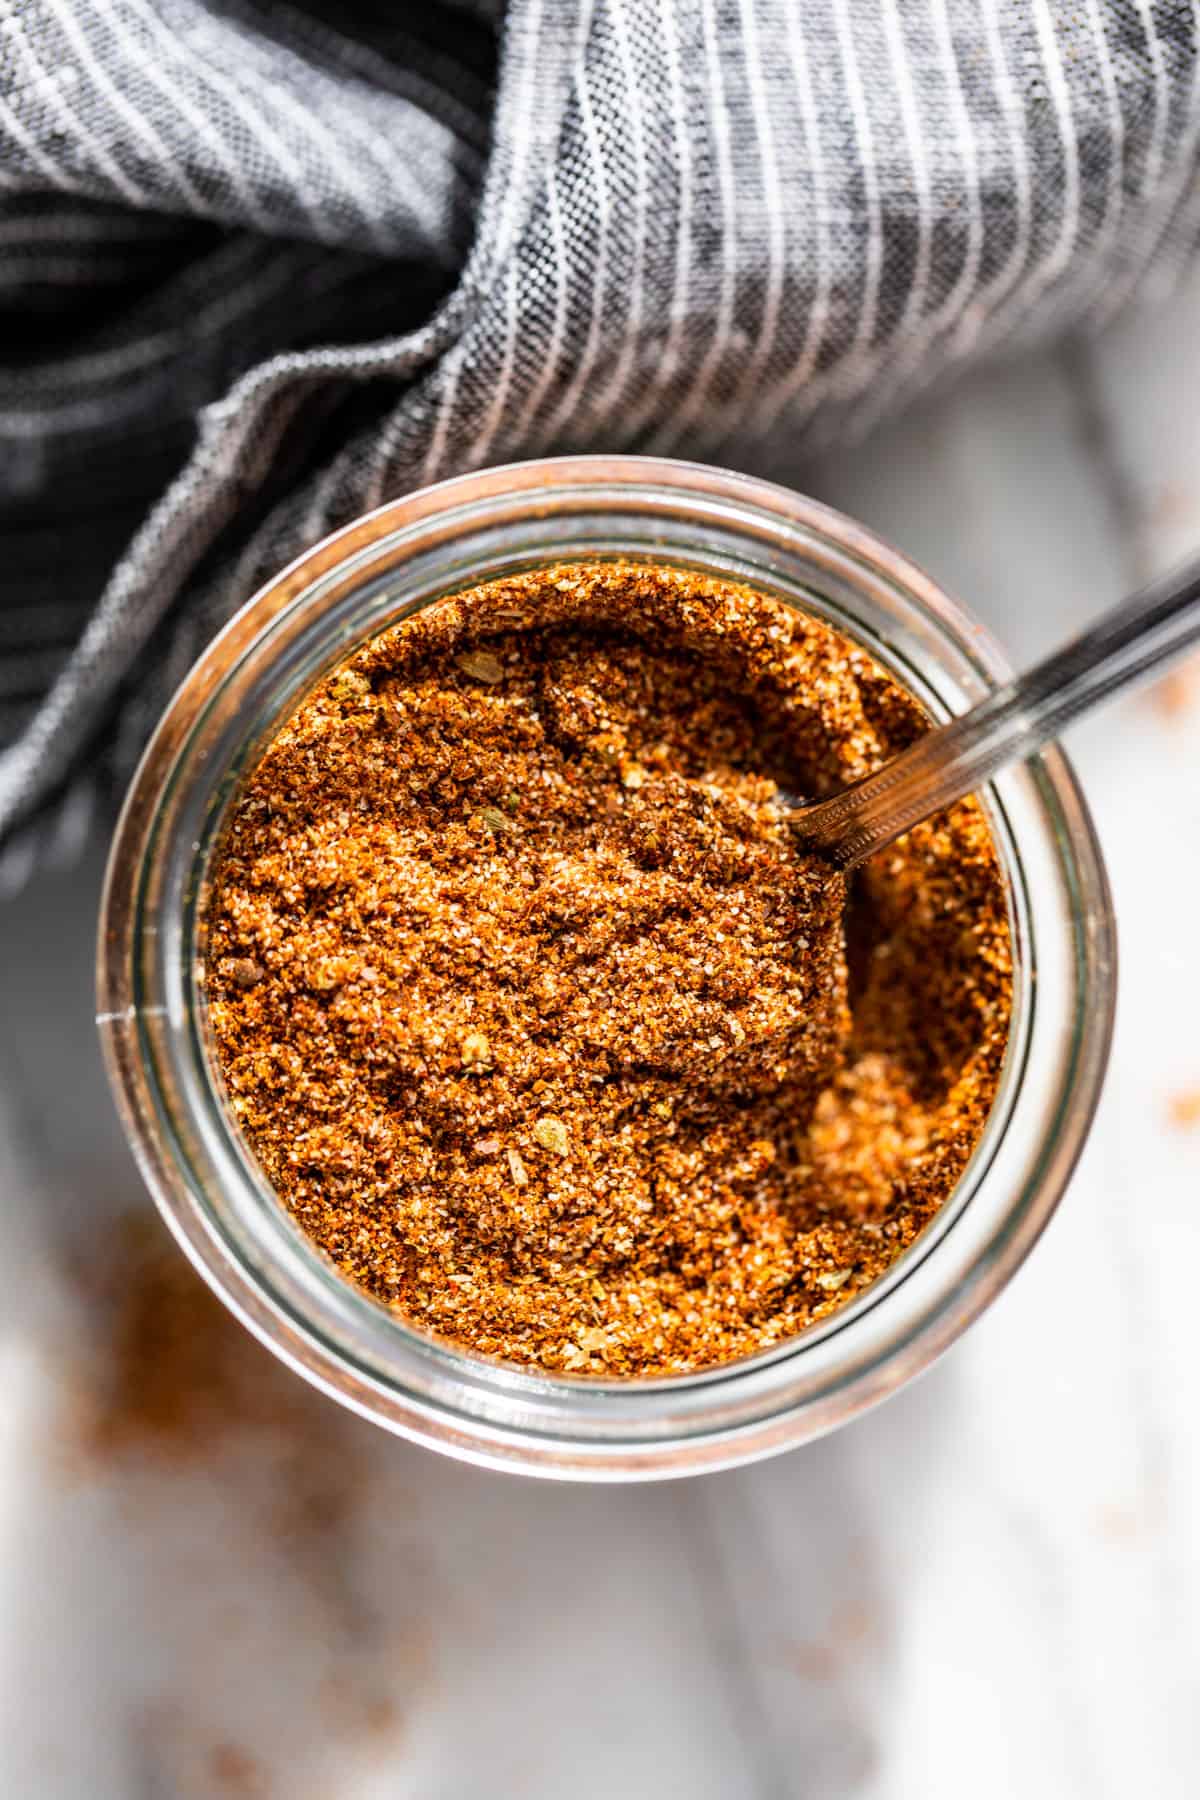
[97,455,1116,1480]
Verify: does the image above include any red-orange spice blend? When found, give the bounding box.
[204,561,1012,1376]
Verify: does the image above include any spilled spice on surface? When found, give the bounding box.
[207,1743,267,1798]
[54,1215,428,1792]
[1154,654,1200,719]
[205,561,1012,1376]
[71,1213,315,1461]
[1168,1088,1200,1131]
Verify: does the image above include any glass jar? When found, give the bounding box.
[96,456,1115,1480]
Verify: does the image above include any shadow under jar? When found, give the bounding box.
[97,456,1115,1480]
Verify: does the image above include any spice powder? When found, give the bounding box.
[205,561,1012,1377]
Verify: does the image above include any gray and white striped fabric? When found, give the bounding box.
[2,0,1199,881]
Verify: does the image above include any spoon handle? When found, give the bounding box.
[791,551,1200,871]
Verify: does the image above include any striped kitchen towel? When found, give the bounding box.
[2,0,1198,882]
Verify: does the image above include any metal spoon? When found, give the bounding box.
[785,553,1200,870]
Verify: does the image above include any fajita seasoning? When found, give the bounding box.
[205,561,1011,1376]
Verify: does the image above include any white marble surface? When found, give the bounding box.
[3,272,1200,1800]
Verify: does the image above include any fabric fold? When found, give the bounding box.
[1,0,1198,879]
